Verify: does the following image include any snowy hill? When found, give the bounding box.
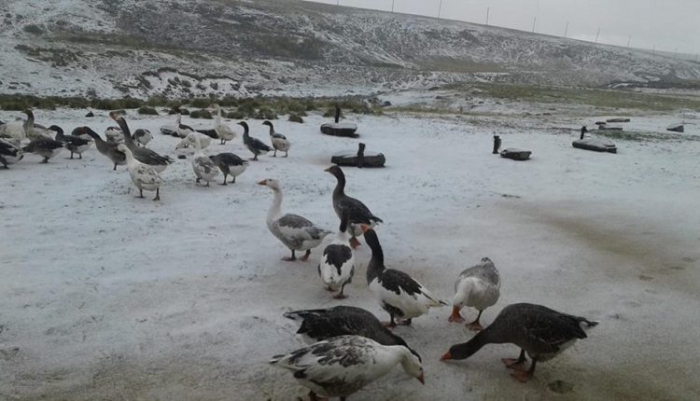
[2,0,700,99]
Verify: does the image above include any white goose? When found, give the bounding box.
[318,212,355,299]
[190,133,219,186]
[263,120,290,157]
[105,126,124,144]
[175,131,212,151]
[117,143,163,201]
[270,335,424,400]
[258,179,331,262]
[449,257,501,331]
[176,114,195,138]
[0,110,34,142]
[210,104,237,144]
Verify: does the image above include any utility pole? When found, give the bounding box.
[627,35,631,48]
[336,0,340,5]
[532,17,537,33]
[486,7,489,26]
[594,27,600,43]
[438,0,443,19]
[564,21,569,38]
[391,0,395,13]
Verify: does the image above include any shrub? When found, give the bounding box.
[288,113,304,123]
[23,24,43,35]
[226,111,245,120]
[190,109,213,119]
[253,107,277,120]
[138,106,158,115]
[191,98,211,108]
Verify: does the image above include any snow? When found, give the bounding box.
[1,106,700,400]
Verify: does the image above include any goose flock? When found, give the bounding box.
[0,106,599,400]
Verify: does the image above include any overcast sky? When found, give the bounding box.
[308,0,699,55]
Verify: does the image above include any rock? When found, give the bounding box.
[85,111,94,117]
[177,154,187,160]
[572,137,617,153]
[500,148,531,161]
[548,380,575,394]
[606,117,630,123]
[381,101,392,107]
[320,122,359,138]
[667,123,684,133]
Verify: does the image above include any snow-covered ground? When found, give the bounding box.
[1,107,699,400]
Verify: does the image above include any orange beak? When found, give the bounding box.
[417,373,425,385]
[257,179,268,186]
[359,224,371,233]
[440,351,452,361]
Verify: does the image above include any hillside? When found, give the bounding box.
[2,0,700,99]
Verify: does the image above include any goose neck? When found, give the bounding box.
[267,188,283,222]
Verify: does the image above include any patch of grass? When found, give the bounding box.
[138,106,158,115]
[190,109,213,119]
[253,107,277,120]
[226,111,245,120]
[191,98,211,108]
[288,113,304,123]
[23,24,44,35]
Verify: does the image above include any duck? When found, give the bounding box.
[208,152,248,185]
[362,226,446,327]
[270,335,424,401]
[175,131,212,151]
[318,211,355,299]
[263,120,290,157]
[190,134,219,186]
[56,126,92,159]
[0,110,33,142]
[104,126,124,144]
[117,143,163,201]
[238,121,272,161]
[176,113,195,138]
[210,104,237,144]
[80,127,126,170]
[440,303,598,383]
[111,113,172,173]
[133,128,153,147]
[449,257,500,331]
[22,128,64,163]
[0,139,24,168]
[325,165,383,249]
[258,178,331,262]
[284,306,413,349]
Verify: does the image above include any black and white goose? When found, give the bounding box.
[362,226,446,327]
[238,121,272,161]
[318,211,355,299]
[57,127,92,159]
[80,127,126,170]
[0,139,23,168]
[263,120,290,157]
[191,134,219,186]
[284,306,414,349]
[270,335,424,401]
[104,126,124,144]
[325,165,383,249]
[449,257,500,331]
[208,153,248,185]
[258,178,331,262]
[22,126,63,163]
[117,143,163,201]
[441,303,598,383]
[176,113,195,138]
[133,129,153,147]
[111,113,172,173]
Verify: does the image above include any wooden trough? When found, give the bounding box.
[572,137,617,153]
[321,106,359,138]
[331,143,385,168]
[667,123,684,133]
[500,148,532,161]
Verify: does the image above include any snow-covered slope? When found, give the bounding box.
[1,0,700,98]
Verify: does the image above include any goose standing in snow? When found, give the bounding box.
[363,226,446,327]
[22,126,63,163]
[263,120,290,157]
[284,306,414,348]
[0,139,23,168]
[133,129,153,147]
[238,121,272,161]
[270,335,424,401]
[117,143,163,201]
[111,113,172,173]
[318,211,355,299]
[258,178,331,261]
[449,257,500,331]
[326,165,383,249]
[209,153,248,185]
[176,113,195,138]
[56,126,91,159]
[441,303,598,383]
[104,126,124,144]
[191,134,219,186]
[81,127,126,170]
[0,109,33,142]
[210,104,237,144]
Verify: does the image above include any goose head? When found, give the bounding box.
[400,347,425,385]
[257,178,281,191]
[324,165,344,179]
[262,120,273,128]
[115,143,130,155]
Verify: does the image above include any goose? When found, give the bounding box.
[238,121,272,161]
[0,139,23,168]
[56,126,91,159]
[270,335,424,401]
[111,113,172,173]
[26,119,57,141]
[441,303,598,383]
[117,143,163,201]
[104,126,124,144]
[175,131,212,151]
[0,109,33,142]
[362,226,446,327]
[190,134,219,186]
[210,104,237,144]
[133,128,153,147]
[449,257,500,331]
[22,127,64,163]
[176,114,195,138]
[80,127,126,170]
[263,120,290,157]
[258,178,331,261]
[208,153,248,185]
[284,306,413,348]
[318,211,355,299]
[325,165,383,249]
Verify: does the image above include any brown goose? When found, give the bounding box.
[441,303,598,382]
[80,127,125,170]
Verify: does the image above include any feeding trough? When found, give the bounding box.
[500,148,532,161]
[606,118,631,123]
[160,125,179,137]
[667,123,684,133]
[320,106,359,138]
[573,126,617,153]
[331,143,385,168]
